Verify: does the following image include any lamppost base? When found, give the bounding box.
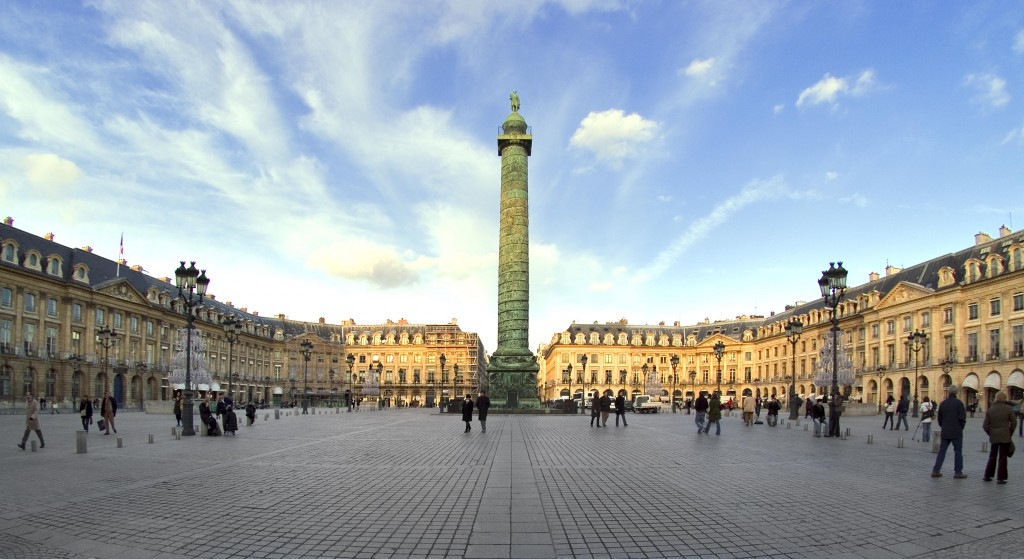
[181,398,196,436]
[911,395,919,418]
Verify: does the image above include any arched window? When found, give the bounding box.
[1,243,14,263]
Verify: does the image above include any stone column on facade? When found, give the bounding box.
[488,92,540,408]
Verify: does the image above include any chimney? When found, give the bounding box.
[869,271,880,282]
[885,265,902,277]
[2,216,12,226]
[999,225,1012,238]
[319,317,326,324]
[975,231,992,245]
[239,307,246,312]
[208,294,216,300]
[226,301,233,308]
[253,311,258,316]
[43,232,54,241]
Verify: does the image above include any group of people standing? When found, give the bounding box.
[460,390,491,432]
[931,385,1017,484]
[78,391,117,435]
[585,389,630,427]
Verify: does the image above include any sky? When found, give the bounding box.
[2,1,1023,354]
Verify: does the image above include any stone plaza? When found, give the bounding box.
[0,408,1020,559]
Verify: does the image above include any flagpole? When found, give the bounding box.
[116,233,123,277]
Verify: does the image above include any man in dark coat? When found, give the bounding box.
[932,384,967,478]
[614,390,629,427]
[599,390,612,427]
[477,390,491,433]
[694,393,709,434]
[461,394,474,432]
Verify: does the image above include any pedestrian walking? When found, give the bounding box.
[895,395,910,431]
[982,391,1017,484]
[614,389,629,427]
[16,393,44,450]
[804,396,813,419]
[919,396,935,442]
[79,394,93,432]
[599,390,611,427]
[694,392,709,433]
[702,392,722,435]
[173,393,182,427]
[100,391,117,435]
[461,394,474,433]
[812,397,826,437]
[245,401,256,426]
[477,390,491,433]
[932,384,967,479]
[882,395,896,430]
[742,394,755,426]
[590,391,601,428]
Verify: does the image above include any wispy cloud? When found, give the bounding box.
[632,176,816,283]
[964,73,1009,109]
[796,69,877,108]
[1014,29,1024,54]
[569,109,660,168]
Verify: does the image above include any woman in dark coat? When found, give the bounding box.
[79,394,93,432]
[245,401,257,426]
[590,392,601,428]
[983,391,1017,484]
[476,391,490,433]
[199,395,220,435]
[461,394,474,433]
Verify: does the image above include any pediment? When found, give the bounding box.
[96,280,146,305]
[875,282,934,310]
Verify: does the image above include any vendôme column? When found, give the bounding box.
[489,91,539,409]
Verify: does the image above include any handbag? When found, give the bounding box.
[80,409,87,417]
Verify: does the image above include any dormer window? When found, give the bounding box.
[25,251,42,270]
[47,256,62,276]
[73,265,89,283]
[1,243,15,263]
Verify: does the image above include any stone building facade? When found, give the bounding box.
[538,226,1024,412]
[0,218,485,410]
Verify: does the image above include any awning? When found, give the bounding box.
[1007,370,1024,389]
[273,387,283,395]
[983,372,1001,390]
[961,374,979,391]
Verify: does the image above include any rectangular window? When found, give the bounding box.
[71,331,81,355]
[1013,293,1024,312]
[46,298,58,318]
[903,316,912,332]
[112,312,123,329]
[72,303,82,322]
[45,327,58,356]
[944,335,954,360]
[95,308,105,326]
[0,287,11,308]
[1012,325,1023,357]
[921,312,930,328]
[871,347,879,367]
[23,323,35,354]
[872,324,879,339]
[130,317,139,333]
[24,293,36,313]
[859,327,866,341]
[944,307,953,324]
[989,328,1001,358]
[990,298,1001,317]
[968,303,978,320]
[886,321,895,335]
[887,344,895,366]
[604,353,612,364]
[145,320,154,336]
[966,332,978,361]
[0,319,11,352]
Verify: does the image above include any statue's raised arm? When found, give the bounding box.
[510,90,520,112]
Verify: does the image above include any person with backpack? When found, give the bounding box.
[883,395,896,430]
[919,396,935,442]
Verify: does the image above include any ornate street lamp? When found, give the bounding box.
[300,340,313,414]
[785,319,803,420]
[908,330,926,417]
[564,363,573,413]
[97,325,118,399]
[689,371,697,409]
[670,354,680,412]
[453,363,460,403]
[346,353,355,412]
[222,315,242,403]
[713,341,726,395]
[579,354,588,414]
[329,369,336,408]
[818,261,848,436]
[174,260,209,436]
[875,366,886,414]
[439,353,446,414]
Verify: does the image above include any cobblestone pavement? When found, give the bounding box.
[0,407,1021,559]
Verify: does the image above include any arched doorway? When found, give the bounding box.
[113,374,125,405]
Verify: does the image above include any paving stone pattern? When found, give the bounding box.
[0,408,1021,558]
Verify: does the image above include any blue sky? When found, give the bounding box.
[2,1,1023,353]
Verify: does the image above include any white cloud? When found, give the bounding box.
[23,153,83,191]
[796,69,877,108]
[964,73,1009,109]
[1014,29,1024,54]
[773,104,784,114]
[682,57,715,77]
[839,193,867,207]
[569,109,659,167]
[1002,121,1023,145]
[825,171,839,181]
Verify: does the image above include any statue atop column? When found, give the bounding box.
[510,90,520,113]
